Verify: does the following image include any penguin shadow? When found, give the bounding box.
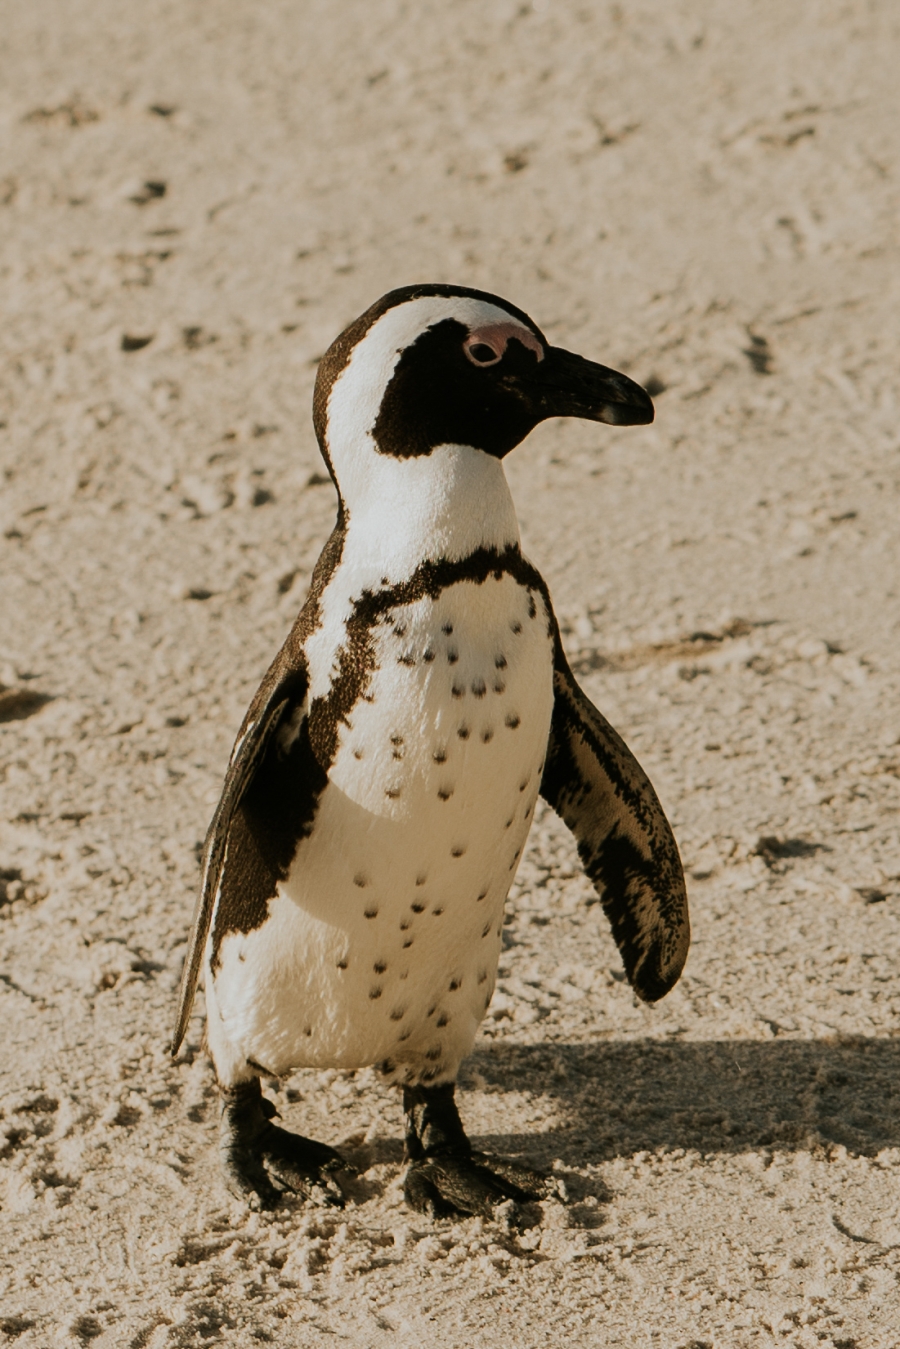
[464,1037,900,1174]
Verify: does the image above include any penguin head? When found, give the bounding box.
[313,284,653,501]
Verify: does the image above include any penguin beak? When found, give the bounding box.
[527,346,655,427]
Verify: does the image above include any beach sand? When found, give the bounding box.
[2,2,900,1344]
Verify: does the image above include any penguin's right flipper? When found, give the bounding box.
[540,642,690,1002]
[170,655,309,1056]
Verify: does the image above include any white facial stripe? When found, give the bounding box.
[326,296,527,458]
[319,296,531,566]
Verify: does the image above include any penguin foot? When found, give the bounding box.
[220,1078,351,1210]
[402,1082,548,1219]
[404,1149,547,1219]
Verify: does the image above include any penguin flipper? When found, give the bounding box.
[539,643,689,1002]
[170,660,308,1055]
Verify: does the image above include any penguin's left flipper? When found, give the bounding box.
[221,1079,351,1211]
[540,638,690,1002]
[171,654,310,1057]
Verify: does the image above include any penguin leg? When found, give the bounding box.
[402,1083,548,1219]
[220,1079,351,1210]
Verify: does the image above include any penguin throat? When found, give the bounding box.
[335,442,521,580]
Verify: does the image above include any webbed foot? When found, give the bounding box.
[220,1078,351,1210]
[404,1150,548,1218]
[402,1083,549,1219]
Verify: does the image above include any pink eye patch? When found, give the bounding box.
[463,322,544,366]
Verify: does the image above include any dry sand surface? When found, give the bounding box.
[2,1,900,1345]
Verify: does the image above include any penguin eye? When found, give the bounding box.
[465,340,502,367]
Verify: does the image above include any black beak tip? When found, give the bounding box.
[599,392,655,427]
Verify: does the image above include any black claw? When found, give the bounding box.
[220,1079,352,1209]
[402,1082,549,1218]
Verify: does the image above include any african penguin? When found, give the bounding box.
[172,284,689,1217]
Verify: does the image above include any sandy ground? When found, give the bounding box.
[2,1,900,1345]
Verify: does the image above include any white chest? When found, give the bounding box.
[213,569,555,1084]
